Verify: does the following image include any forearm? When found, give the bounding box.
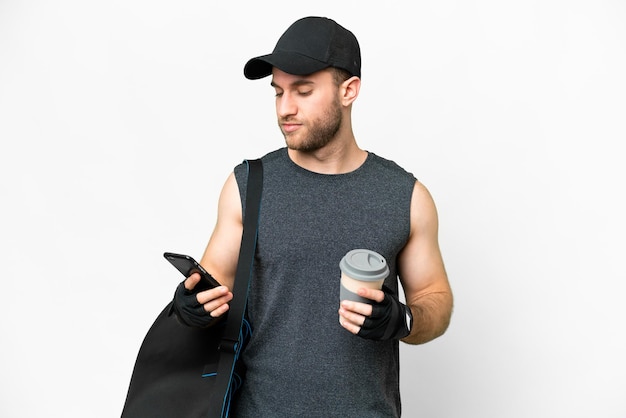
[402,291,453,345]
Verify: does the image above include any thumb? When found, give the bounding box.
[184,272,201,291]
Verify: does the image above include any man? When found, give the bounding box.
[173,16,453,417]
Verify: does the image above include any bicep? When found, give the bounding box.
[200,172,243,290]
[398,181,451,304]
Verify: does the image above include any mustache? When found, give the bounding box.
[278,117,301,124]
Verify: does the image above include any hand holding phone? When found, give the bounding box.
[163,252,221,291]
[164,252,227,328]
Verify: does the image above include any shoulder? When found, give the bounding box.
[409,180,440,236]
[234,148,286,179]
[364,153,437,230]
[366,152,417,182]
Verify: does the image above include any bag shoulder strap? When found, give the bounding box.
[209,158,263,417]
[223,158,262,344]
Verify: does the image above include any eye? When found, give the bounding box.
[298,90,312,96]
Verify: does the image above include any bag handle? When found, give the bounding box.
[208,158,263,418]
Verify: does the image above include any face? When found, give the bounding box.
[271,69,343,152]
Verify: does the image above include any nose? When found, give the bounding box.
[276,92,296,119]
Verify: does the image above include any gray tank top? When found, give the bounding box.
[232,148,416,418]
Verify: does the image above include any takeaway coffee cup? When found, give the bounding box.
[339,249,390,304]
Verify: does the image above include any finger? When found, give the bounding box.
[356,287,385,303]
[208,302,230,318]
[184,272,201,290]
[340,300,373,317]
[196,286,232,305]
[338,309,361,335]
[201,295,233,316]
[338,306,366,327]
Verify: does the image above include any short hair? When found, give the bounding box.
[329,67,353,86]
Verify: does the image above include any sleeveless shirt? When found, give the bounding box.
[232,148,416,418]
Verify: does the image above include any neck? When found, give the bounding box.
[287,136,367,175]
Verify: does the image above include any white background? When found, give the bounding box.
[1,1,625,417]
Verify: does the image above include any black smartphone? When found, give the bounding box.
[163,252,221,291]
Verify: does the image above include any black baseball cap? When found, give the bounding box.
[244,16,361,80]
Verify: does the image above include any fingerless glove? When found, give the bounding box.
[169,280,218,328]
[357,286,413,340]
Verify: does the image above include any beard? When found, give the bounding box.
[279,96,342,152]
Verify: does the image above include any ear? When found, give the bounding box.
[340,76,361,107]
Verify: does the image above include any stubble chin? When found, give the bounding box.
[281,127,312,152]
[279,99,342,152]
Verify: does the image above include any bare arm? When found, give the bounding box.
[200,172,244,289]
[181,172,243,318]
[398,180,453,344]
[338,181,453,344]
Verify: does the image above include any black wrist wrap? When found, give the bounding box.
[357,286,412,341]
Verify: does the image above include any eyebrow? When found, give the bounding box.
[270,79,315,89]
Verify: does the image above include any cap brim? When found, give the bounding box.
[244,51,330,80]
